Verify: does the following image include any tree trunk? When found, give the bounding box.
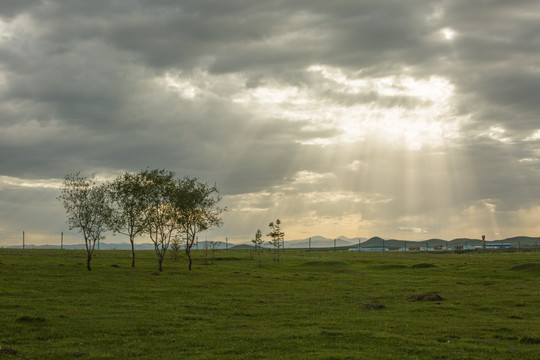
[158,258,163,272]
[87,252,92,271]
[131,239,136,268]
[188,250,192,271]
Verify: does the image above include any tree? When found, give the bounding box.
[252,229,264,266]
[267,219,284,263]
[141,169,177,272]
[58,172,112,271]
[170,235,183,261]
[174,177,224,271]
[209,240,221,264]
[107,172,149,267]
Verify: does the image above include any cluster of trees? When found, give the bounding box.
[252,219,285,266]
[57,169,224,272]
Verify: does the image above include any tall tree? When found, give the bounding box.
[108,172,148,267]
[58,172,112,271]
[252,229,264,266]
[267,219,284,263]
[141,169,177,272]
[174,177,224,271]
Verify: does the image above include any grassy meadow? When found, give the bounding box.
[0,248,539,359]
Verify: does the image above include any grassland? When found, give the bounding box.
[0,248,539,359]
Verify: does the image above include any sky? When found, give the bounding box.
[1,0,540,243]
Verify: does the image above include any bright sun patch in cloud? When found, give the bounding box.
[232,65,465,150]
[441,27,456,40]
[155,72,202,99]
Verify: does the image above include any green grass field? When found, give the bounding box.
[1,249,539,359]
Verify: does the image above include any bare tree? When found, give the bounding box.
[107,172,149,267]
[252,229,264,266]
[58,172,112,271]
[267,219,284,263]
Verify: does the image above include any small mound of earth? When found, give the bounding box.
[411,263,437,268]
[520,336,540,344]
[372,264,407,270]
[363,303,385,310]
[408,293,443,301]
[16,316,46,323]
[511,263,540,271]
[110,264,120,268]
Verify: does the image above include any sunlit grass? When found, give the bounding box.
[0,249,539,359]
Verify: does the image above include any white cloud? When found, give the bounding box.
[0,176,62,190]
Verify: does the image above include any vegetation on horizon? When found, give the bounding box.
[58,169,224,272]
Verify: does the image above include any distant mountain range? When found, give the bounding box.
[233,235,540,249]
[6,235,540,250]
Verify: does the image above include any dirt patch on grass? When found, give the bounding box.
[372,264,407,270]
[16,315,46,324]
[520,336,540,344]
[408,293,443,301]
[302,260,347,267]
[411,263,437,269]
[0,348,18,355]
[362,303,385,310]
[510,263,540,272]
[214,257,250,261]
[110,264,120,268]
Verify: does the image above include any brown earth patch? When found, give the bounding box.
[0,348,18,355]
[363,303,385,310]
[408,293,443,301]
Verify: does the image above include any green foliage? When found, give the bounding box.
[107,171,150,267]
[61,169,225,272]
[251,229,263,266]
[1,250,539,359]
[173,177,224,270]
[57,172,112,270]
[267,219,284,263]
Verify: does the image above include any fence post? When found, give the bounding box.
[61,232,63,250]
[309,237,311,252]
[22,231,25,249]
[226,237,228,251]
[358,238,360,251]
[334,239,336,251]
[404,240,407,252]
[382,238,385,252]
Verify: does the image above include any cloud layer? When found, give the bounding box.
[1,1,539,241]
